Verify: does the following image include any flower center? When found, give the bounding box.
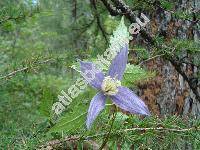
[101,76,121,95]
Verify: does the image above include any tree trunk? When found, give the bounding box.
[138,0,199,118]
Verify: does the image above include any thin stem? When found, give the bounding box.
[39,126,199,149]
[0,59,54,80]
[99,109,117,150]
[139,54,165,65]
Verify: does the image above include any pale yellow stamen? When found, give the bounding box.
[101,76,121,95]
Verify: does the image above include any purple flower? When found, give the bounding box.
[80,44,150,129]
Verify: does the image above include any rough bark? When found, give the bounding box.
[100,0,200,117]
[140,0,200,117]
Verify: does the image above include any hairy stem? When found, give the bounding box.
[99,108,117,150]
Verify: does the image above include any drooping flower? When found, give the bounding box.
[80,44,150,129]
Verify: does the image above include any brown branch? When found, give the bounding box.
[0,59,54,80]
[168,57,200,100]
[0,16,24,25]
[0,12,37,25]
[123,127,199,132]
[0,5,40,25]
[39,126,199,149]
[139,54,165,65]
[90,0,109,44]
[112,0,155,44]
[101,0,121,16]
[111,0,136,22]
[72,0,77,21]
[72,19,95,32]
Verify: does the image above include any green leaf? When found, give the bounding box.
[49,104,87,133]
[123,64,155,87]
[39,88,54,118]
[115,112,129,123]
[49,88,96,133]
[160,0,173,10]
[109,16,129,56]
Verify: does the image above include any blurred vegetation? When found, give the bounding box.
[0,0,199,149]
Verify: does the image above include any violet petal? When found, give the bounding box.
[86,92,106,129]
[80,61,105,89]
[110,86,150,116]
[108,44,128,80]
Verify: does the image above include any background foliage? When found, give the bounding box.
[0,0,199,149]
